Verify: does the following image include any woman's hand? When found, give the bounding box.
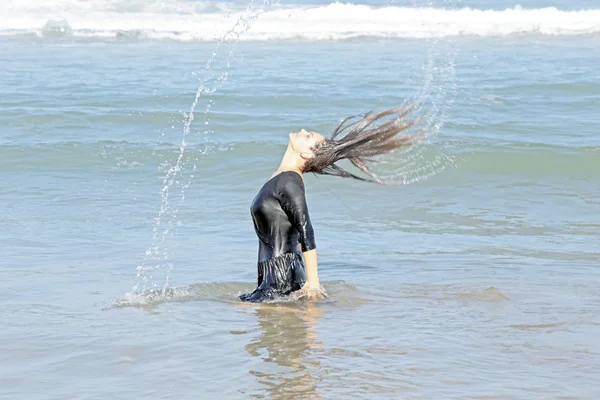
[298,281,328,301]
[299,249,325,300]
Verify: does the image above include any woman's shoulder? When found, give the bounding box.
[257,171,303,198]
[277,171,305,195]
[266,170,303,186]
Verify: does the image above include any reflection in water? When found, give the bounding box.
[244,302,324,399]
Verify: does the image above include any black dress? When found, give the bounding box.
[239,171,316,302]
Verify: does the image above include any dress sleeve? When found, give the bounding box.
[279,173,316,252]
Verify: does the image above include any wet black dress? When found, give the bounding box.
[239,171,316,302]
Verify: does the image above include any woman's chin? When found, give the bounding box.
[288,136,297,149]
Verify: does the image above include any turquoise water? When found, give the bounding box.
[1,0,599,398]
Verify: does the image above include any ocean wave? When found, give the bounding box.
[1,2,600,40]
[1,140,599,178]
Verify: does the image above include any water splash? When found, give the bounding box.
[133,0,279,293]
[365,0,461,184]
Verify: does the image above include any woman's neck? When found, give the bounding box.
[276,143,304,175]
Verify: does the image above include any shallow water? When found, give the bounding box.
[2,0,600,398]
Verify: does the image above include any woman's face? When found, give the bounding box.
[289,129,326,158]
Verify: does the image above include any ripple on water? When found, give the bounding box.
[107,280,375,310]
[107,282,251,310]
[454,286,510,302]
[379,284,511,303]
[509,323,566,331]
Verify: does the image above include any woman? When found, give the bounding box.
[240,105,424,302]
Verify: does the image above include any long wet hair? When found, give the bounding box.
[303,105,426,184]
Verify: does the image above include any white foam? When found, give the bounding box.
[2,1,600,40]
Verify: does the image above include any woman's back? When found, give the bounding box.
[250,171,315,263]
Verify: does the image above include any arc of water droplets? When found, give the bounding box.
[134,0,279,292]
[369,0,460,184]
[391,36,458,184]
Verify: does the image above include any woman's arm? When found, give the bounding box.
[280,173,317,255]
[303,248,320,289]
[300,248,326,299]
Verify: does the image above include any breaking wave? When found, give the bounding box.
[2,1,600,41]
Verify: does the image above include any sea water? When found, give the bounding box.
[1,0,599,398]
